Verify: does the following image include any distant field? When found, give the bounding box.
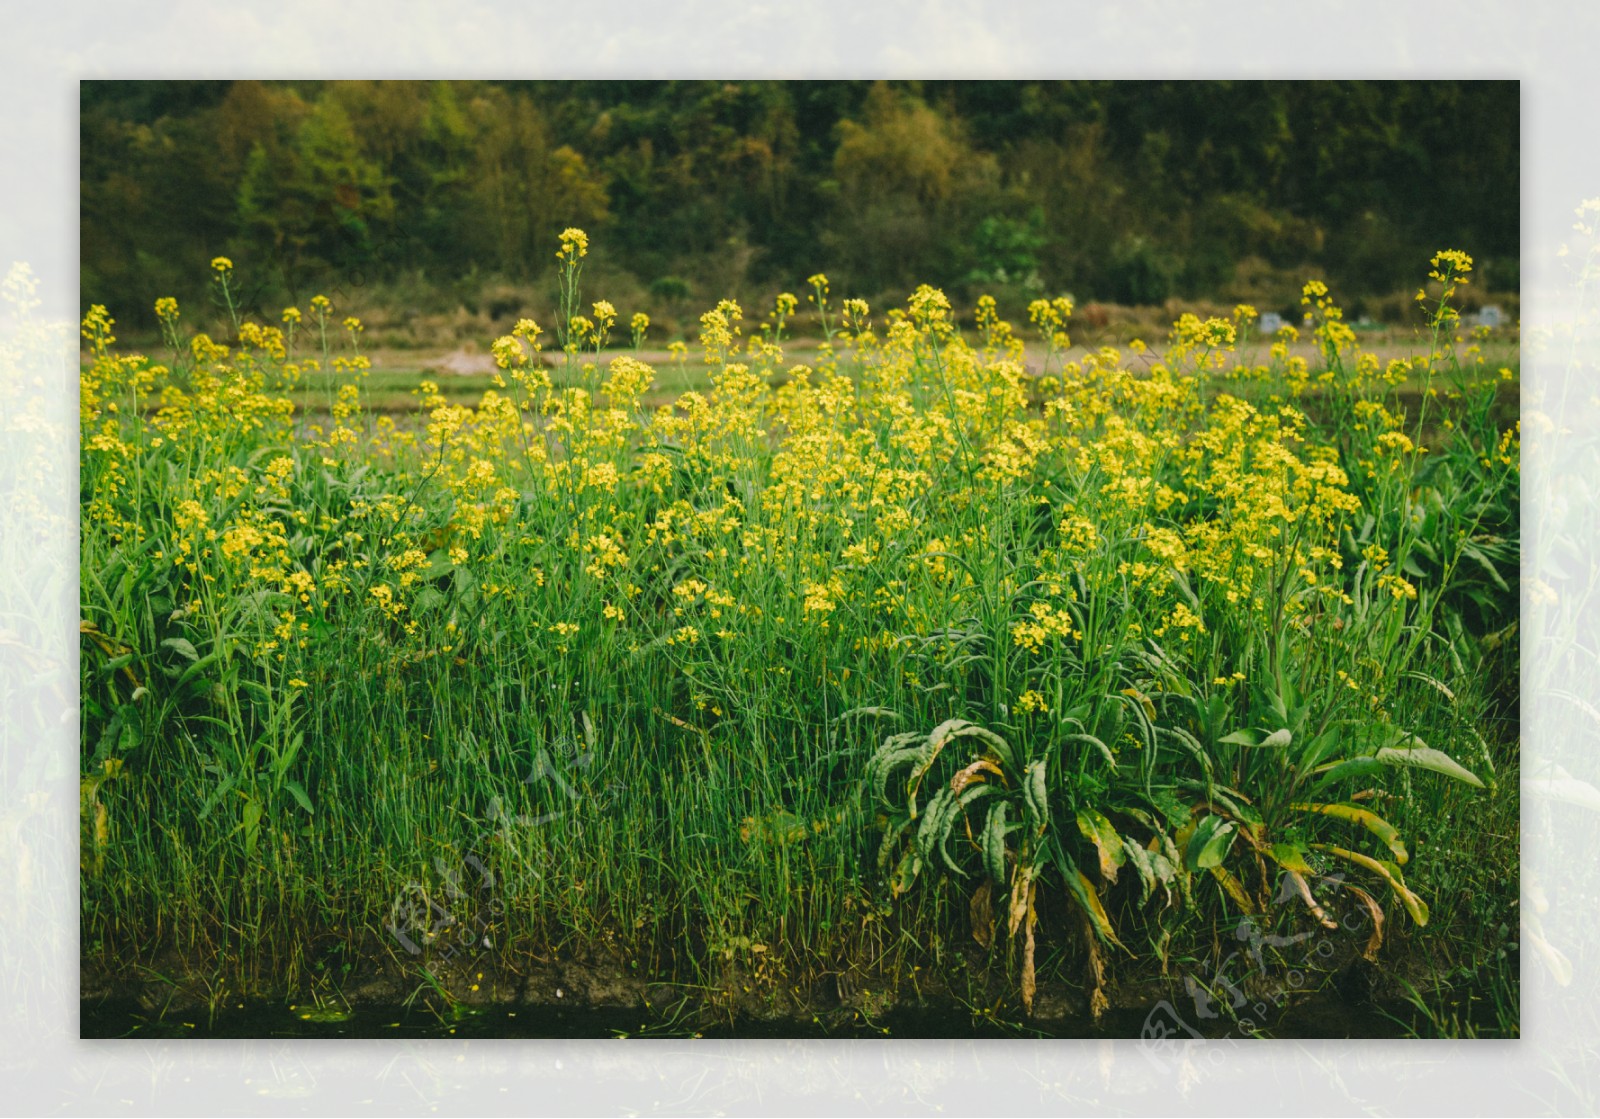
[258,327,1518,416]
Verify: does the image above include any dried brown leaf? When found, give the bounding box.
[1007,861,1032,938]
[970,879,994,949]
[1081,906,1108,1020]
[950,757,1003,794]
[1345,883,1386,961]
[1021,881,1038,1015]
[1286,869,1339,929]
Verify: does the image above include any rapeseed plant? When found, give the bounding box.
[79,232,1518,1026]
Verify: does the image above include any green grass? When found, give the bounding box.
[78,263,1520,1033]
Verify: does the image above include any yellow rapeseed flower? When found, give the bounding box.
[558,227,589,260]
[1015,690,1048,715]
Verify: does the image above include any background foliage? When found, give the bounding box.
[81,80,1520,330]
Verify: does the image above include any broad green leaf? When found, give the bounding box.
[1157,725,1213,775]
[948,721,1016,764]
[1376,738,1484,788]
[1267,841,1316,874]
[890,846,922,897]
[1064,866,1126,950]
[173,651,222,695]
[1178,779,1262,828]
[1121,834,1156,903]
[1186,814,1236,871]
[915,787,958,862]
[1461,542,1510,592]
[1314,844,1429,926]
[1148,842,1179,888]
[1266,688,1290,728]
[161,636,199,661]
[1293,801,1409,865]
[241,796,263,857]
[1022,759,1049,834]
[1307,755,1385,794]
[981,801,1011,886]
[285,780,315,816]
[1221,726,1291,748]
[906,719,967,797]
[1150,788,1194,831]
[876,814,912,873]
[1063,732,1116,769]
[936,785,995,876]
[1076,809,1125,883]
[412,587,447,614]
[868,732,925,807]
[271,731,304,780]
[1295,730,1343,773]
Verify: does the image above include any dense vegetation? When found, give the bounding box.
[81,80,1519,334]
[79,239,1519,1033]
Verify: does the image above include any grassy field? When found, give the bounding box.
[79,243,1519,1036]
[252,331,1516,413]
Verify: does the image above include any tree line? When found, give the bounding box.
[81,79,1518,326]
